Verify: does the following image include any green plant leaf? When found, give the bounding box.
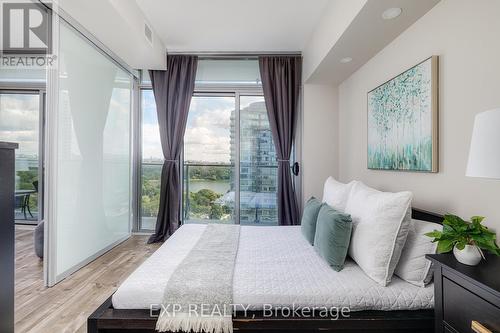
[431,214,500,256]
[443,214,469,232]
[471,216,485,224]
[444,214,466,224]
[472,232,495,243]
[425,230,443,239]
[475,238,500,255]
[437,239,454,253]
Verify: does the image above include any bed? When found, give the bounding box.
[88,208,442,333]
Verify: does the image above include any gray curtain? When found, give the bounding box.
[148,55,198,243]
[259,56,301,226]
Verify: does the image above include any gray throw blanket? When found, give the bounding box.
[156,224,241,333]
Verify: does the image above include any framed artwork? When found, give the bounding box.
[367,56,438,172]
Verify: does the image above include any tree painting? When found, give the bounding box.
[368,57,436,171]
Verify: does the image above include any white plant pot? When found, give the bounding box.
[453,244,482,266]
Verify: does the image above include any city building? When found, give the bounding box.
[231,101,278,224]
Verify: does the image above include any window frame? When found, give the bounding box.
[185,87,264,225]
[135,70,302,231]
[136,81,156,232]
[0,87,46,226]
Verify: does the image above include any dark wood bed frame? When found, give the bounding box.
[88,208,443,333]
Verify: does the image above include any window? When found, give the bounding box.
[140,59,260,86]
[183,96,236,224]
[140,90,162,230]
[239,96,277,225]
[0,92,41,224]
[0,68,46,84]
[182,94,278,225]
[138,59,286,229]
[195,60,261,85]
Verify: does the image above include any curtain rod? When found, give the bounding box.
[166,51,302,59]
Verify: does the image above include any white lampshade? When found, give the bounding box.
[466,108,500,179]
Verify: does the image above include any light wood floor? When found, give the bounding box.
[15,226,160,333]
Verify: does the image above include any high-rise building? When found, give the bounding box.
[230,101,278,224]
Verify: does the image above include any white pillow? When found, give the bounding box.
[394,219,442,287]
[322,177,356,212]
[345,182,413,286]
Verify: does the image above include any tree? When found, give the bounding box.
[210,204,224,220]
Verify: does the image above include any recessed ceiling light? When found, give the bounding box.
[340,57,352,64]
[382,7,402,20]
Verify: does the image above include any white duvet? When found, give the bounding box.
[112,224,434,311]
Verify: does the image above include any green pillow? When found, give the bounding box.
[313,205,352,271]
[301,197,323,245]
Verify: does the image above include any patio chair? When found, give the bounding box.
[15,194,29,219]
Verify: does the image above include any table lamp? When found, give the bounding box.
[466,108,500,179]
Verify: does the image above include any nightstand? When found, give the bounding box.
[426,254,500,333]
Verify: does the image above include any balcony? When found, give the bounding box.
[140,162,278,229]
[14,162,40,225]
[183,163,234,224]
[140,161,163,230]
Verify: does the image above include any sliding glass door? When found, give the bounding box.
[183,95,236,224]
[239,96,278,225]
[46,20,133,285]
[0,91,43,225]
[182,94,278,225]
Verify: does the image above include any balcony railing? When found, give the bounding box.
[14,162,39,224]
[183,163,234,224]
[140,161,278,228]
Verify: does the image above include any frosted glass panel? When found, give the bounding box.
[195,60,261,85]
[54,22,131,277]
[0,68,46,83]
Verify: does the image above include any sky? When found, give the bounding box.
[0,93,39,157]
[0,86,131,160]
[142,93,234,163]
[142,93,265,164]
[184,96,233,163]
[0,89,265,163]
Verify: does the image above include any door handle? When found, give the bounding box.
[292,162,300,176]
[472,320,492,333]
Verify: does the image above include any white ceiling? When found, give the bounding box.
[306,0,440,84]
[135,0,330,52]
[56,0,440,75]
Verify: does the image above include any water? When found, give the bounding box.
[188,180,231,194]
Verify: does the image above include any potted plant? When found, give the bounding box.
[425,214,500,266]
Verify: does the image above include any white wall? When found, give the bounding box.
[302,0,366,82]
[302,84,338,202]
[301,0,362,205]
[338,0,500,233]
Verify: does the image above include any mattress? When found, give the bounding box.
[112,224,434,311]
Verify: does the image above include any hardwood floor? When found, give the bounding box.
[15,226,160,333]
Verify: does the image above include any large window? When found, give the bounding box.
[139,60,281,229]
[239,96,277,225]
[0,92,42,224]
[182,94,278,225]
[140,89,163,230]
[183,96,235,224]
